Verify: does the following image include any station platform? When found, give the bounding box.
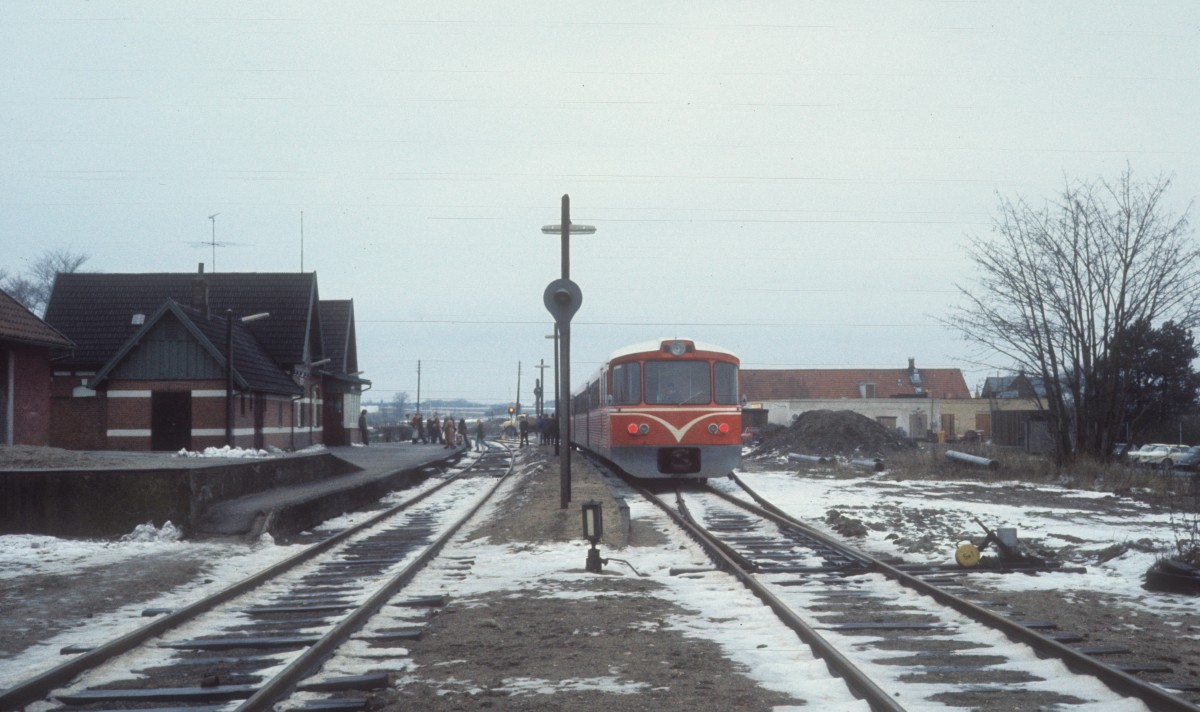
[0,442,466,540]
[195,442,465,538]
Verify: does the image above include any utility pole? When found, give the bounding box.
[535,359,549,416]
[416,360,422,415]
[515,361,522,417]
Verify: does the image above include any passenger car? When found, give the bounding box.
[1171,445,1200,472]
[1129,443,1189,468]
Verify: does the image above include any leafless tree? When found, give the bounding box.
[948,167,1198,464]
[1,248,90,315]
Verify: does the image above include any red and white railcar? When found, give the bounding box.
[571,338,741,479]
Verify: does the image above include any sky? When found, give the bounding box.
[2,2,1198,405]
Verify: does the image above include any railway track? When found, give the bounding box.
[1,443,515,712]
[613,468,1200,712]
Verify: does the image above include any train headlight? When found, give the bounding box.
[708,422,731,435]
[639,423,649,435]
[718,422,730,434]
[627,423,650,436]
[667,340,687,356]
[627,423,639,435]
[707,423,719,434]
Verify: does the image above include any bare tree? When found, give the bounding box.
[1,248,90,315]
[948,167,1198,464]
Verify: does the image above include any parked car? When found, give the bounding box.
[1130,443,1189,468]
[1126,444,1160,465]
[1172,445,1200,472]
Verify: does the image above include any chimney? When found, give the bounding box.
[908,357,915,373]
[192,263,209,319]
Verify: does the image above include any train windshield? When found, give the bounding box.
[714,361,739,404]
[611,362,641,405]
[645,361,711,405]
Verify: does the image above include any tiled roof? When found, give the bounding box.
[982,374,1047,399]
[319,299,352,373]
[742,367,972,401]
[182,303,304,395]
[88,300,302,396]
[0,289,74,348]
[44,272,319,369]
[318,299,369,389]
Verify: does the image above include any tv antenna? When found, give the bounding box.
[187,213,244,272]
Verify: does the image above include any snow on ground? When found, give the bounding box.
[713,467,1191,619]
[0,525,305,689]
[1,459,1194,706]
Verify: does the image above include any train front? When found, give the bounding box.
[607,339,741,479]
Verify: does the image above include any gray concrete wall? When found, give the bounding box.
[0,452,361,538]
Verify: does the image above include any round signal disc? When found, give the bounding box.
[955,543,981,568]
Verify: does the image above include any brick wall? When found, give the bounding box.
[9,344,52,446]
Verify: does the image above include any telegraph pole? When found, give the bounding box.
[535,359,549,416]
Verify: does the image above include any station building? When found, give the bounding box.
[0,289,74,446]
[42,266,369,452]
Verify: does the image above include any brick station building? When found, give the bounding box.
[42,267,369,452]
[0,289,75,446]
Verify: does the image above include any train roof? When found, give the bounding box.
[607,338,738,361]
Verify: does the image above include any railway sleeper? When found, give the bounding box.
[292,699,369,711]
[56,683,259,705]
[298,672,390,692]
[161,634,322,650]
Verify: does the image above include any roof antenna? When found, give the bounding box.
[208,213,220,271]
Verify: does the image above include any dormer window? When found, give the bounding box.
[858,382,876,398]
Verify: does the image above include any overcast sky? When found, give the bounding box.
[3,2,1197,406]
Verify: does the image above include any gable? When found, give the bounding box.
[90,300,303,395]
[109,311,224,381]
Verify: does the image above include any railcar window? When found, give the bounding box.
[611,362,641,405]
[645,361,711,405]
[714,361,738,404]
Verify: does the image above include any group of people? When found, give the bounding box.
[408,412,488,452]
[517,413,560,448]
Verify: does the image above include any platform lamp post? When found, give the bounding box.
[226,310,270,447]
[542,194,594,509]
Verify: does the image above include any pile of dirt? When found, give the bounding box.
[753,409,907,459]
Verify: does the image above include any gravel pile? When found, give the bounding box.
[753,408,908,459]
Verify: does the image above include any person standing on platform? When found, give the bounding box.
[459,417,469,450]
[359,409,370,446]
[442,416,456,449]
[518,415,529,447]
[475,419,486,451]
[411,413,424,443]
